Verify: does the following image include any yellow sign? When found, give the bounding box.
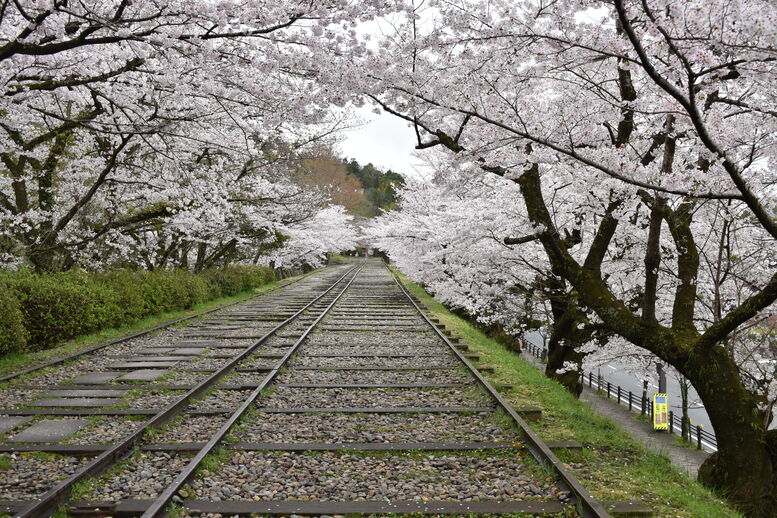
[653,393,668,430]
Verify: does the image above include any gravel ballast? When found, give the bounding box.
[153,416,230,443]
[259,387,491,409]
[306,331,444,347]
[289,356,457,368]
[190,451,564,502]
[275,368,473,385]
[0,453,87,500]
[235,412,515,443]
[83,452,190,501]
[64,418,144,444]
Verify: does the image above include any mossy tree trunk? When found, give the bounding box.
[516,165,777,517]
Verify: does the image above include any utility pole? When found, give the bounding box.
[657,363,667,393]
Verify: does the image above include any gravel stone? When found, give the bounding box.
[0,389,42,409]
[157,371,212,386]
[125,390,186,409]
[190,451,558,502]
[219,373,267,386]
[153,416,229,443]
[185,358,232,371]
[260,387,491,409]
[192,390,253,411]
[235,413,515,443]
[299,345,447,356]
[83,452,190,500]
[306,332,444,347]
[289,356,457,368]
[0,453,87,500]
[275,369,472,385]
[64,418,144,444]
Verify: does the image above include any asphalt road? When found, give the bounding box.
[524,332,777,442]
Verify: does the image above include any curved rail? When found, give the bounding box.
[14,265,360,518]
[389,268,613,518]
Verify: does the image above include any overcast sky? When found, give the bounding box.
[336,105,429,179]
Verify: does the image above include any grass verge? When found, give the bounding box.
[0,274,305,380]
[396,270,740,518]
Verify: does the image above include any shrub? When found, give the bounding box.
[7,273,108,348]
[0,265,276,352]
[0,286,28,353]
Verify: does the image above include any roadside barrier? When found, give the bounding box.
[523,339,718,452]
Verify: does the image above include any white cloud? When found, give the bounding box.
[337,105,430,179]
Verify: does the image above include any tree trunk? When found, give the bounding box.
[686,348,777,517]
[544,302,586,397]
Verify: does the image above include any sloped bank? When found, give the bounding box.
[396,270,741,518]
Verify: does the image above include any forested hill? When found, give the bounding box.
[343,159,405,216]
[296,154,405,218]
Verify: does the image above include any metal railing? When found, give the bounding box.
[522,339,718,452]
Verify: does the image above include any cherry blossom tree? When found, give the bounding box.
[360,0,777,514]
[0,0,384,271]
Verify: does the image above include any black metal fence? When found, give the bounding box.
[522,340,718,452]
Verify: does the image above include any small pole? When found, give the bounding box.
[697,425,703,450]
[589,372,592,388]
[606,381,611,398]
[628,391,632,411]
[669,411,674,434]
[541,348,547,361]
[617,385,621,403]
[641,394,646,415]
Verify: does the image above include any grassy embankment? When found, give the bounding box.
[397,271,740,518]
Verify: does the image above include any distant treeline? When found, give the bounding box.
[343,159,405,215]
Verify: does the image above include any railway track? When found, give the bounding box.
[0,259,650,517]
[0,263,360,517]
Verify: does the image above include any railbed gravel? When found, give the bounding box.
[83,451,190,501]
[190,451,562,502]
[157,371,212,386]
[236,413,515,443]
[2,356,116,387]
[239,360,278,370]
[0,453,87,500]
[299,345,447,356]
[125,390,186,409]
[192,390,253,411]
[260,387,492,409]
[218,373,266,386]
[306,332,445,347]
[289,356,457,368]
[64,417,144,444]
[185,358,233,371]
[275,369,473,385]
[152,416,229,443]
[0,389,42,409]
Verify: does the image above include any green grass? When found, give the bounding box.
[0,274,305,381]
[0,455,11,470]
[196,447,232,476]
[396,270,741,518]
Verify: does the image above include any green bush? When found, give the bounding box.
[0,265,275,352]
[0,286,28,353]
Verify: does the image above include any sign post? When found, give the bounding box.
[653,394,668,431]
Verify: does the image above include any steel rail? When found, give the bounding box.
[14,265,359,518]
[389,267,613,518]
[140,262,365,518]
[0,268,323,385]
